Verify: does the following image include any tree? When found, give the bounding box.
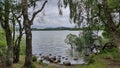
[10,1,24,63]
[0,0,24,64]
[22,0,47,67]
[12,13,24,63]
[65,33,77,48]
[0,0,13,66]
[61,0,120,52]
[102,0,120,51]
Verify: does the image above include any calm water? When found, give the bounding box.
[32,31,84,64]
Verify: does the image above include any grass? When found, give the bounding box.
[13,55,56,68]
[20,38,26,55]
[13,47,120,68]
[13,55,25,68]
[75,55,108,68]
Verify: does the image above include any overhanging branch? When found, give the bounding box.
[30,0,47,25]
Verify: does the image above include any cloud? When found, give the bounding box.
[31,0,75,28]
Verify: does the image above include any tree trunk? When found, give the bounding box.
[13,35,22,63]
[24,25,32,68]
[22,0,47,67]
[5,26,13,66]
[22,0,32,67]
[4,0,13,66]
[13,20,23,63]
[111,31,120,52]
[13,39,21,63]
[13,46,19,63]
[0,52,6,67]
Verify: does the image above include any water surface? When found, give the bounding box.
[32,31,84,64]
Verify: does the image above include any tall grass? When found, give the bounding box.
[20,38,26,55]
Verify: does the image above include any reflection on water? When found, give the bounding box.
[32,31,84,64]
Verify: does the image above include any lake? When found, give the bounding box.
[32,31,84,64]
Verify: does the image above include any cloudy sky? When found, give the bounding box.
[30,0,75,28]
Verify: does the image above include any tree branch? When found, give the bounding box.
[30,0,47,25]
[0,22,5,29]
[14,32,24,46]
[102,0,117,31]
[0,17,5,29]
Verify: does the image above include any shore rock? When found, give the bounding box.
[63,61,71,66]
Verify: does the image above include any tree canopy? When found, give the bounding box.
[59,0,120,51]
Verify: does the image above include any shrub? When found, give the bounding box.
[38,59,43,64]
[30,63,36,68]
[32,56,37,62]
[85,55,95,64]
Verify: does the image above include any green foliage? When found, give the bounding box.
[84,55,95,64]
[74,37,84,52]
[100,48,119,59]
[102,31,113,40]
[38,60,48,66]
[30,63,36,68]
[107,0,120,9]
[0,40,6,47]
[20,38,25,55]
[75,56,108,68]
[65,29,102,52]
[0,41,6,53]
[0,29,7,55]
[38,60,44,65]
[65,33,85,52]
[65,33,77,45]
[32,56,37,62]
[83,30,94,46]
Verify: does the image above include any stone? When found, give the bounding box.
[41,55,49,60]
[54,59,61,64]
[62,57,65,59]
[49,56,56,63]
[65,58,68,60]
[73,57,78,61]
[63,61,71,66]
[49,54,52,56]
[39,53,42,56]
[58,55,61,57]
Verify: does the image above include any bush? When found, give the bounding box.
[32,56,37,62]
[30,63,36,68]
[85,55,95,64]
[88,57,95,64]
[100,48,119,59]
[38,60,48,66]
[38,59,43,64]
[39,61,43,65]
